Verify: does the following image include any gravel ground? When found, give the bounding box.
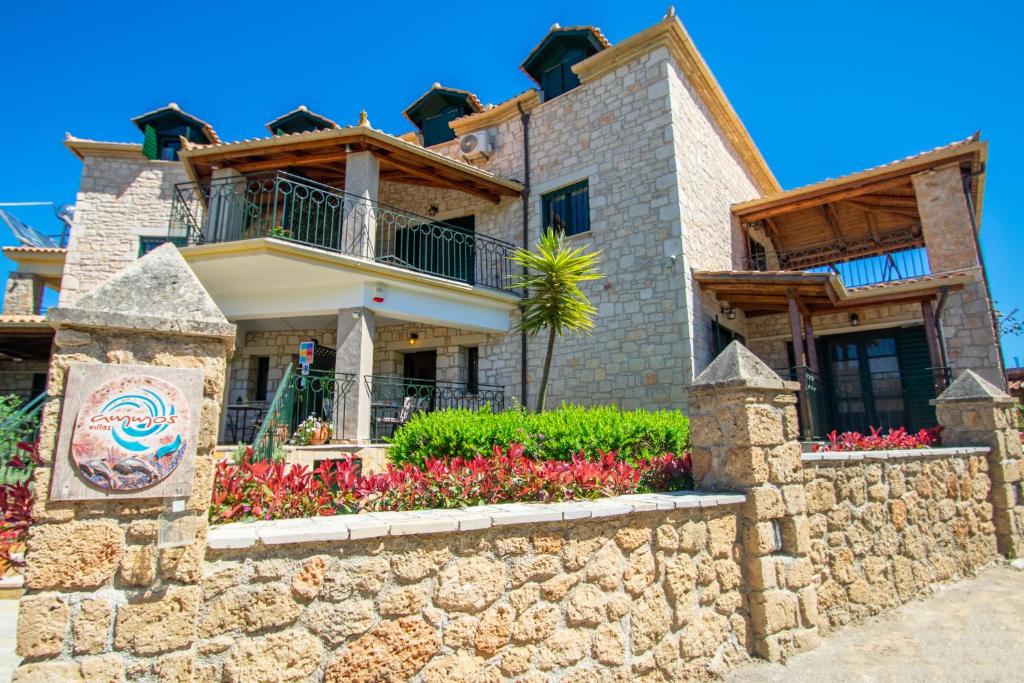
[726,563,1024,683]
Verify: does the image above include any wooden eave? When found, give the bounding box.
[734,139,986,223]
[732,138,987,259]
[695,269,970,317]
[571,15,780,195]
[179,127,522,204]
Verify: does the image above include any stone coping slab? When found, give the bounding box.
[801,446,990,464]
[207,490,746,550]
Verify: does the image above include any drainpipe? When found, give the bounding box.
[517,100,532,408]
[960,165,1009,389]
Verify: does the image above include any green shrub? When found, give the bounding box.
[387,405,689,468]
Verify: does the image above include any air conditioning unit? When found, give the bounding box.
[459,130,493,160]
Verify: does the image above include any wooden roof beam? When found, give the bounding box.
[738,175,913,222]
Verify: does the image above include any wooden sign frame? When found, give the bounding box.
[50,362,205,501]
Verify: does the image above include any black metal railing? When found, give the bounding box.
[365,375,505,442]
[775,365,950,439]
[0,392,45,486]
[169,171,518,292]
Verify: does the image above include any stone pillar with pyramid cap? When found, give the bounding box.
[13,244,235,681]
[933,369,1024,558]
[687,341,820,661]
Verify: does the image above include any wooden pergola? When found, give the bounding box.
[732,135,986,270]
[179,126,523,204]
[695,270,969,434]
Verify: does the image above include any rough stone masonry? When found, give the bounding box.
[12,253,1023,681]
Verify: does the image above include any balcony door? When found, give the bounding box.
[403,350,438,410]
[394,215,476,285]
[820,326,935,434]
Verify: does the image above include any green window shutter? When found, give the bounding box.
[142,124,158,160]
[894,325,937,431]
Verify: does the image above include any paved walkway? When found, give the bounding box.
[0,595,19,682]
[727,563,1024,683]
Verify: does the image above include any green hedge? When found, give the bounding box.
[387,405,690,468]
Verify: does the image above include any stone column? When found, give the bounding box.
[933,370,1024,558]
[4,272,45,315]
[913,163,1003,386]
[336,307,375,441]
[343,151,380,258]
[14,244,235,681]
[687,341,819,661]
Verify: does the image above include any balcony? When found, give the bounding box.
[169,171,518,293]
[746,229,932,289]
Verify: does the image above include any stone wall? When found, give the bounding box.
[801,449,996,631]
[60,153,188,305]
[201,495,749,683]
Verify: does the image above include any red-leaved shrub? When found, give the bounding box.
[813,426,942,452]
[0,483,33,576]
[210,444,692,523]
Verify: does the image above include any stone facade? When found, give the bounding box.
[4,272,45,316]
[60,153,189,305]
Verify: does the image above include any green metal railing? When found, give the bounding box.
[0,393,46,485]
[251,365,296,461]
[250,367,362,460]
[169,171,518,292]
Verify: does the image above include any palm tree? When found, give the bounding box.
[510,228,603,412]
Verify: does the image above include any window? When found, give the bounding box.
[421,106,461,146]
[749,239,768,271]
[542,180,590,236]
[540,49,585,101]
[138,236,186,257]
[466,347,479,394]
[711,319,745,358]
[254,357,270,401]
[158,136,182,161]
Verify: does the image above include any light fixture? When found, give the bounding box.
[850,313,860,327]
[408,333,419,346]
[720,303,736,321]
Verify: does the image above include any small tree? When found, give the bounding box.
[510,228,603,412]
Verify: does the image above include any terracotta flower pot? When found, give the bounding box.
[309,427,331,446]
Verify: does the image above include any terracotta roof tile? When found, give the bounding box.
[2,246,67,254]
[0,315,48,325]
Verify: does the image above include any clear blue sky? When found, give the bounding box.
[2,1,1022,365]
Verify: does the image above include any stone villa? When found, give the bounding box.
[0,9,1005,445]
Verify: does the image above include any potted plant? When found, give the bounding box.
[293,415,332,446]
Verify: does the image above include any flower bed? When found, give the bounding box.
[813,426,942,452]
[386,405,689,467]
[210,445,692,524]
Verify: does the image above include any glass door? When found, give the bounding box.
[826,332,907,433]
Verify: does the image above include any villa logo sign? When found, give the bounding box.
[51,363,205,501]
[72,374,190,492]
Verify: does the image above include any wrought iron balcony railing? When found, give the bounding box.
[169,171,518,293]
[366,375,505,442]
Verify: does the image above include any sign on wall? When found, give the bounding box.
[299,340,315,376]
[50,363,205,501]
